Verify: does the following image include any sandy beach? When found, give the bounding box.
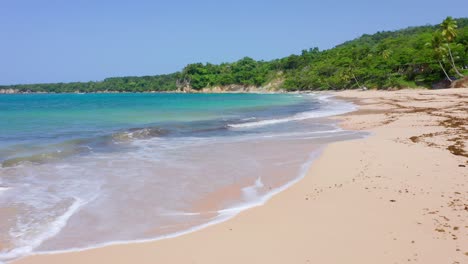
[12,88,467,264]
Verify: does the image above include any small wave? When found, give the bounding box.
[241,177,264,201]
[112,127,169,142]
[159,211,202,216]
[228,95,355,129]
[217,151,320,215]
[0,138,102,168]
[0,186,9,194]
[1,147,91,168]
[0,197,88,262]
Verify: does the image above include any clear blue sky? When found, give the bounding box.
[1,0,467,85]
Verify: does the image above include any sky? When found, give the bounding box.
[1,0,467,85]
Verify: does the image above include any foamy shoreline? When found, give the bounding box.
[12,150,323,262]
[1,93,359,262]
[12,88,468,264]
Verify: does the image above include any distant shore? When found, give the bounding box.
[0,88,281,94]
[0,87,411,95]
[2,82,466,95]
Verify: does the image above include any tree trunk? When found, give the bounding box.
[446,44,464,77]
[439,61,453,83]
[351,72,362,88]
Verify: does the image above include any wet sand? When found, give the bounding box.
[13,88,468,264]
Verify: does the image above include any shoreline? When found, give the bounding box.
[11,88,468,264]
[1,93,357,262]
[0,90,288,95]
[6,150,323,262]
[0,88,428,95]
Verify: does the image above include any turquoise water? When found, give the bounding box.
[0,93,303,139]
[0,93,363,262]
[0,93,308,165]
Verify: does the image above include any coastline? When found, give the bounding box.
[0,93,356,261]
[12,88,468,264]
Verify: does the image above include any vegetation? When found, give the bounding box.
[279,17,467,90]
[1,17,467,93]
[0,73,180,93]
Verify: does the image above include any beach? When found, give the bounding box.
[11,88,468,264]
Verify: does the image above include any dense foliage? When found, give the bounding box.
[180,58,272,89]
[175,17,468,90]
[1,73,180,93]
[2,17,467,92]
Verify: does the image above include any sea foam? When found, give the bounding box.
[228,95,355,129]
[22,150,322,261]
[0,197,89,261]
[0,93,362,262]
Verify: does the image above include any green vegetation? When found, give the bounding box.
[179,57,271,89]
[1,73,180,93]
[2,17,467,93]
[278,17,467,90]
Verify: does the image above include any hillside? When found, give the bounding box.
[1,17,467,93]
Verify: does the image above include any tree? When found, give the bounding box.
[440,16,464,77]
[426,33,452,82]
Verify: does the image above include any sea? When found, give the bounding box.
[0,93,365,262]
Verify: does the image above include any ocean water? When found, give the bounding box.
[0,93,365,261]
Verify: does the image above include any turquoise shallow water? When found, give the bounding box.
[0,93,364,262]
[0,93,308,165]
[0,93,303,139]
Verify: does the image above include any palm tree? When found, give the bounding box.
[426,34,452,82]
[440,17,464,77]
[382,49,392,60]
